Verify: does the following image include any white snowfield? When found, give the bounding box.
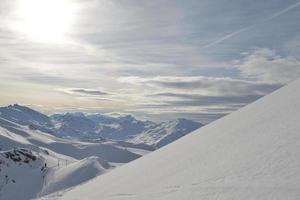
[46,78,300,200]
[0,115,141,199]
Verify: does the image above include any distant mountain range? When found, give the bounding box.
[0,104,203,148]
[0,104,203,199]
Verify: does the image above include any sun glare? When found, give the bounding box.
[14,0,77,43]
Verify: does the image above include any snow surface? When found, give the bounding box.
[46,78,300,200]
[0,115,142,199]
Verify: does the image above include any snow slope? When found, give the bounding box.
[0,115,141,199]
[50,78,300,200]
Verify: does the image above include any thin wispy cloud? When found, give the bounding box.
[203,1,300,49]
[58,88,110,96]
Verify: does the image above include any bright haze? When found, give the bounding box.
[0,0,300,123]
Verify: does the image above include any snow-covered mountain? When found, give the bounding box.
[128,118,202,148]
[0,104,202,148]
[94,114,156,140]
[0,115,142,199]
[46,78,300,200]
[0,104,54,133]
[51,113,202,147]
[50,113,100,139]
[0,103,200,199]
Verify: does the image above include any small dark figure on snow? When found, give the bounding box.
[41,162,47,171]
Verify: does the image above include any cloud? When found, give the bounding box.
[138,92,263,118]
[129,109,227,124]
[58,88,110,96]
[118,75,281,96]
[116,75,282,123]
[149,93,263,106]
[238,48,300,84]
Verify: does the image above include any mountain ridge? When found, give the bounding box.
[0,104,202,148]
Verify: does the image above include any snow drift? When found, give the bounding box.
[50,78,300,200]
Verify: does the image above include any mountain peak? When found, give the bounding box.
[173,118,202,127]
[0,104,51,129]
[8,103,29,110]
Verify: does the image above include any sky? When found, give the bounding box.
[0,0,300,123]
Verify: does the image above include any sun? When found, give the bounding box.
[14,0,77,43]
